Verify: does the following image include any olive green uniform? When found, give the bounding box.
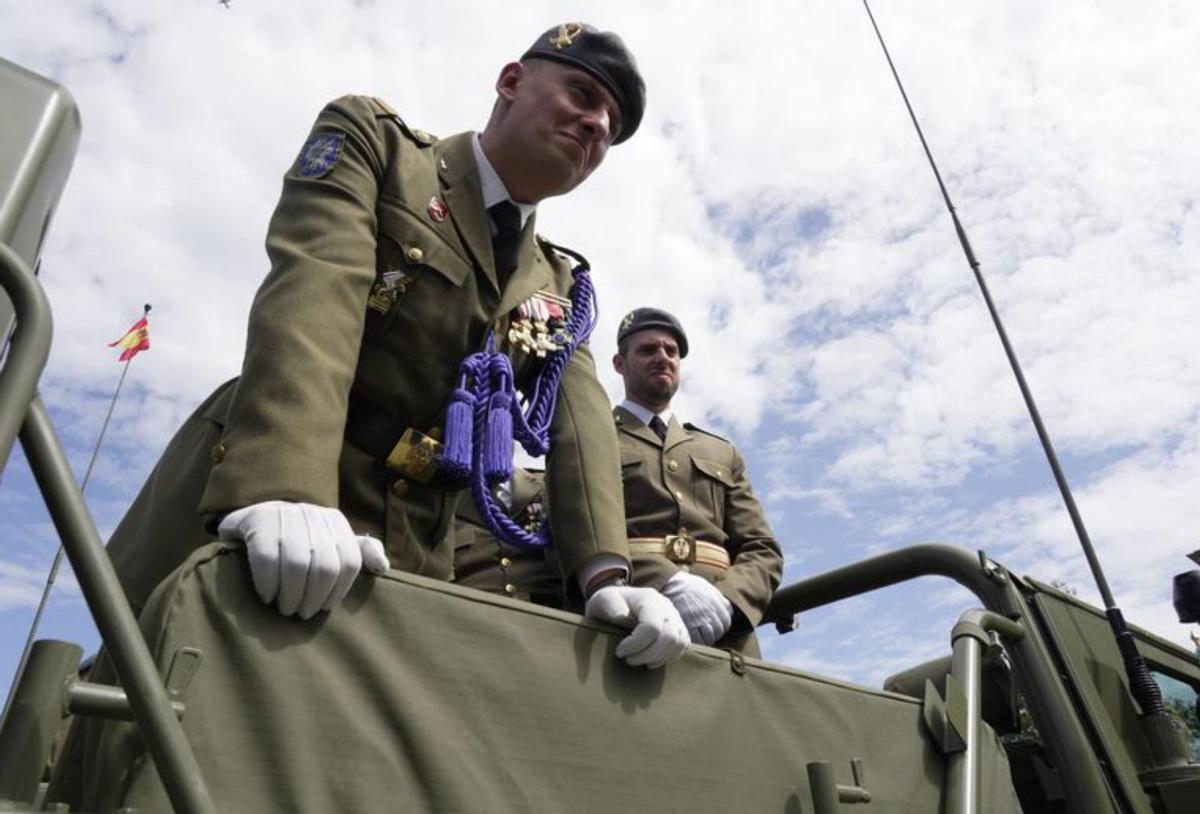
[451,468,564,608]
[106,95,626,612]
[614,406,782,655]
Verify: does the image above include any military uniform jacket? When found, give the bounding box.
[451,469,564,608]
[107,96,626,612]
[614,406,782,653]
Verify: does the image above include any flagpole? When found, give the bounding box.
[1,305,150,727]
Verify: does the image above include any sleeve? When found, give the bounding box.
[714,445,784,630]
[199,96,387,515]
[545,340,631,591]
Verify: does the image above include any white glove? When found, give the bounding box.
[584,585,690,668]
[661,571,734,646]
[218,501,390,620]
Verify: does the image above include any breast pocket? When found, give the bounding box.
[691,455,735,528]
[364,201,475,359]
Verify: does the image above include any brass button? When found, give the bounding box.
[209,442,226,464]
[406,246,424,263]
[391,478,409,498]
[414,129,432,142]
[504,583,516,595]
[717,469,724,477]
[674,490,684,500]
[500,557,512,568]
[667,460,679,472]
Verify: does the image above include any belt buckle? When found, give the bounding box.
[385,427,442,482]
[664,529,697,565]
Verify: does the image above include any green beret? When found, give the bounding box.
[617,307,689,358]
[522,22,645,144]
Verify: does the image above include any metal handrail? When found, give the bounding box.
[763,543,1121,814]
[0,239,217,813]
[0,241,50,469]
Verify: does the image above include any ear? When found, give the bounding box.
[495,61,524,102]
[612,352,625,375]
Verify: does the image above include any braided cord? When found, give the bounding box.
[450,262,597,549]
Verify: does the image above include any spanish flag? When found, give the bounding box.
[109,310,151,362]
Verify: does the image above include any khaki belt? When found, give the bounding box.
[628,533,730,570]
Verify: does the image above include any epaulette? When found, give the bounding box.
[535,235,590,271]
[683,422,730,443]
[367,96,437,147]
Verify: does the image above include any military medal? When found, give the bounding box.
[367,269,412,313]
[508,289,573,357]
[427,196,449,222]
[521,497,545,534]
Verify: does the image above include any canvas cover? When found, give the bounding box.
[75,544,1022,812]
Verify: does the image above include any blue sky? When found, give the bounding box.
[3,0,1200,701]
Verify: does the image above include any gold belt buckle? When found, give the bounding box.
[385,427,442,482]
[663,528,697,565]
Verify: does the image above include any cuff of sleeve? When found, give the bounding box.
[578,554,629,596]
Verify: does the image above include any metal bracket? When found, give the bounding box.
[977,550,1008,585]
[728,650,747,676]
[807,759,871,812]
[922,677,966,754]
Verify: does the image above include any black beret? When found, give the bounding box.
[617,307,689,358]
[522,23,645,144]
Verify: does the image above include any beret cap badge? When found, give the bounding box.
[550,23,584,50]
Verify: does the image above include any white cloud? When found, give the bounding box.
[3,0,1199,692]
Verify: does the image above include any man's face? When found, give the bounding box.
[493,60,621,200]
[613,328,682,411]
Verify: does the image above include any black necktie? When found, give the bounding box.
[488,200,522,284]
[649,415,668,442]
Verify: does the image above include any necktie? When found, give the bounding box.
[488,200,522,284]
[649,415,668,442]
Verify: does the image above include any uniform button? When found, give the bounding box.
[500,557,512,568]
[667,459,679,472]
[391,479,409,498]
[674,490,684,500]
[406,246,424,263]
[504,583,516,595]
[209,443,225,464]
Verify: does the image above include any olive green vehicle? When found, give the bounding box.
[2,59,1199,814]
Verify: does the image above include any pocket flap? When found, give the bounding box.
[691,455,735,487]
[377,201,472,287]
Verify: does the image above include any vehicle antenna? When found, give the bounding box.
[857,0,1167,717]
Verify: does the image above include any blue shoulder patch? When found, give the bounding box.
[295,132,344,178]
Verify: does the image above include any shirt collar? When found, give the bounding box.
[620,399,673,428]
[472,133,536,229]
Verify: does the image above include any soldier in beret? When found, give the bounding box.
[104,24,687,670]
[612,308,784,656]
[451,468,564,609]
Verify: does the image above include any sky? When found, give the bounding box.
[2,0,1199,704]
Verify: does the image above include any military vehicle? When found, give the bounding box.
[1,45,1199,813]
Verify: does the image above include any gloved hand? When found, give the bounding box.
[661,570,734,646]
[584,585,690,668]
[218,501,390,620]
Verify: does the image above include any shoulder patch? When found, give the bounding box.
[295,132,344,178]
[683,422,730,443]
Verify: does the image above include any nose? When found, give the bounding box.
[579,107,612,144]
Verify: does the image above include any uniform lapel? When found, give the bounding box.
[436,133,499,295]
[614,405,663,449]
[492,215,552,319]
[663,416,692,452]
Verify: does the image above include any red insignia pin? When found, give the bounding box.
[428,197,449,222]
